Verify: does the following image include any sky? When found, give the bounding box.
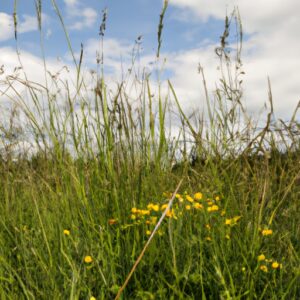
[0,0,299,123]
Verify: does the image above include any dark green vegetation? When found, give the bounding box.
[0,2,299,299]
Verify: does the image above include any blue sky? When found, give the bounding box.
[0,0,299,121]
[0,0,225,58]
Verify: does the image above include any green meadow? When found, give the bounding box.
[0,2,299,299]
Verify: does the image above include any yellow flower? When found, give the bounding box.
[261,229,273,236]
[131,207,137,214]
[194,192,203,200]
[146,230,151,236]
[225,216,241,226]
[147,203,154,210]
[205,224,211,230]
[215,196,221,201]
[84,256,93,263]
[147,203,159,211]
[185,205,191,210]
[260,265,268,273]
[186,195,194,203]
[241,267,246,272]
[272,261,280,269]
[166,209,176,218]
[207,201,214,206]
[257,254,266,261]
[205,236,212,241]
[152,204,159,211]
[161,204,168,211]
[176,194,184,202]
[131,214,136,220]
[207,205,219,212]
[221,210,226,216]
[233,216,241,222]
[63,229,70,236]
[90,297,96,300]
[140,209,150,216]
[225,219,232,225]
[193,203,203,210]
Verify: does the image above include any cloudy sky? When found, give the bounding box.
[0,0,299,122]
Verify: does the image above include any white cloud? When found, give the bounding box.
[0,12,14,41]
[64,0,78,6]
[69,8,97,30]
[169,0,300,33]
[18,15,38,33]
[0,36,135,100]
[0,12,49,41]
[2,0,299,133]
[46,29,52,39]
[82,8,98,27]
[165,0,300,120]
[63,1,97,30]
[0,47,70,95]
[83,38,132,62]
[0,45,143,156]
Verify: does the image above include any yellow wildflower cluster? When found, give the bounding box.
[194,203,203,210]
[126,191,227,237]
[147,203,160,211]
[186,195,194,203]
[165,191,221,215]
[131,207,151,216]
[207,205,219,212]
[194,192,203,200]
[257,253,282,273]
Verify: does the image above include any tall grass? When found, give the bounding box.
[0,2,300,299]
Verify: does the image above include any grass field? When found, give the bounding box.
[0,2,299,299]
